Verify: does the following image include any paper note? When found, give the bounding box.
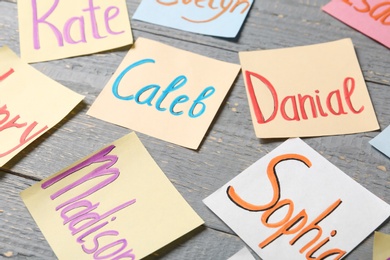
[88,37,241,149]
[323,0,390,49]
[228,247,255,260]
[370,125,390,158]
[204,138,390,260]
[238,38,379,139]
[18,0,133,63]
[132,0,253,38]
[373,232,390,260]
[21,132,204,259]
[0,46,83,166]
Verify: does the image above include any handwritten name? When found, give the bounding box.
[156,0,251,23]
[245,70,364,124]
[41,145,136,259]
[226,154,346,259]
[342,0,390,25]
[112,58,215,118]
[0,68,48,158]
[32,0,125,49]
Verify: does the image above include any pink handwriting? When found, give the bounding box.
[42,145,136,259]
[32,0,125,49]
[0,68,48,158]
[0,68,14,81]
[245,71,364,124]
[0,105,48,158]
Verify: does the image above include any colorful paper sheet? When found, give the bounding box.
[87,37,241,149]
[18,0,133,63]
[373,232,390,260]
[204,138,390,260]
[0,46,84,166]
[370,125,390,158]
[238,38,379,139]
[323,0,390,49]
[132,0,253,38]
[21,132,204,259]
[228,247,255,260]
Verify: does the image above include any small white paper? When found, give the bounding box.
[204,138,390,260]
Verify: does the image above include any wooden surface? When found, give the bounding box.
[0,0,389,259]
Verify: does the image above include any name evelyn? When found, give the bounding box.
[227,154,346,259]
[0,68,48,158]
[156,0,251,23]
[245,70,364,124]
[41,145,136,259]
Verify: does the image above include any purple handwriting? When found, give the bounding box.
[31,0,125,49]
[41,144,136,259]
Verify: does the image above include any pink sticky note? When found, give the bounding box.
[323,0,390,48]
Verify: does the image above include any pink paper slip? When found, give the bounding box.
[323,0,390,48]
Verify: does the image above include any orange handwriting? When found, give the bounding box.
[156,0,250,23]
[342,0,390,25]
[227,154,346,259]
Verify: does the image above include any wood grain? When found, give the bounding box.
[0,0,389,259]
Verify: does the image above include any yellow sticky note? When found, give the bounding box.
[239,38,379,139]
[373,232,390,260]
[21,132,204,259]
[87,37,241,149]
[0,46,84,166]
[18,0,133,63]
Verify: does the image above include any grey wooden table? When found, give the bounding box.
[0,0,389,259]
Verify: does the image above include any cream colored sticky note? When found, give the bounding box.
[239,38,379,139]
[87,37,241,149]
[21,132,204,259]
[373,232,390,260]
[0,46,84,166]
[18,0,133,63]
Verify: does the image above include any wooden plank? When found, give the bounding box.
[0,0,389,259]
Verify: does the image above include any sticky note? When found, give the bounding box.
[239,38,379,139]
[323,0,390,48]
[373,232,390,260]
[132,0,253,37]
[204,138,390,259]
[18,0,133,63]
[87,37,241,149]
[21,132,204,259]
[0,46,84,166]
[370,125,390,158]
